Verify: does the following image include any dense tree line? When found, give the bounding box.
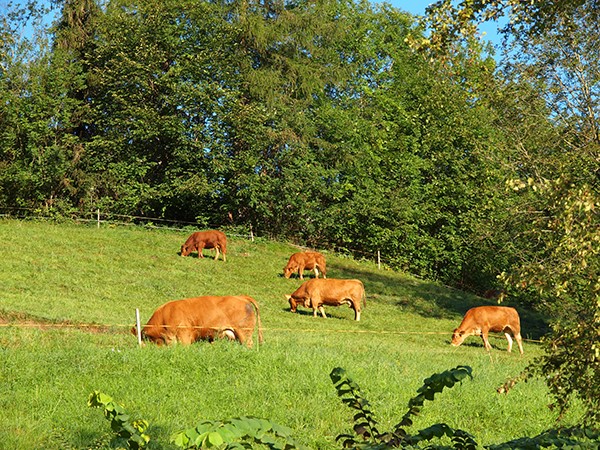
[1,0,598,422]
[1,0,507,287]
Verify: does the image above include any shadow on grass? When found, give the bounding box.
[335,264,550,340]
[281,308,352,322]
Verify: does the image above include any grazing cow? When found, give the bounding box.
[451,306,523,354]
[180,230,227,261]
[132,295,263,347]
[283,251,327,279]
[286,278,365,321]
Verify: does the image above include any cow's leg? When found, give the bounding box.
[314,267,320,278]
[221,329,236,341]
[481,331,492,351]
[318,305,327,318]
[214,246,220,261]
[354,309,361,321]
[504,332,514,352]
[298,265,304,279]
[515,332,524,355]
[198,244,205,258]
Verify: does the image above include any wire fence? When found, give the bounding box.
[0,206,396,268]
[0,206,261,240]
[0,318,542,344]
[2,206,501,342]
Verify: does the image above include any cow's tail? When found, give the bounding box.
[361,282,367,309]
[220,237,227,260]
[245,296,264,345]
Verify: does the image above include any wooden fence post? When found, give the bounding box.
[97,209,100,228]
[377,250,381,270]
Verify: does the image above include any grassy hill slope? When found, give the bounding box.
[0,220,574,449]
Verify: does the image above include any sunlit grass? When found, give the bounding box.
[0,219,578,449]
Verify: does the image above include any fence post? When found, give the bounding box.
[250,224,254,242]
[377,250,381,270]
[97,209,100,228]
[135,308,142,346]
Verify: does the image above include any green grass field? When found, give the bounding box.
[0,220,581,449]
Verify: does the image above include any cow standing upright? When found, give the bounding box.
[283,251,327,279]
[132,295,263,347]
[286,278,365,321]
[451,306,523,354]
[180,230,227,261]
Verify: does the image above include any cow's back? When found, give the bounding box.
[285,251,325,271]
[310,278,363,299]
[290,281,311,300]
[142,295,260,346]
[462,306,520,332]
[286,252,314,268]
[453,305,523,354]
[303,278,365,307]
[142,299,194,344]
[193,230,226,247]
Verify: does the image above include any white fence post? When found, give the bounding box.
[135,308,142,346]
[97,209,100,228]
[377,250,381,270]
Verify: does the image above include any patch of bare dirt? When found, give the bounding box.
[0,309,119,334]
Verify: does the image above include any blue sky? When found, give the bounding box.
[379,0,505,50]
[4,0,505,51]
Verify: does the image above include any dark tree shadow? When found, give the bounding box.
[333,264,549,340]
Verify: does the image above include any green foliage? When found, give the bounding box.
[330,366,477,449]
[0,0,511,288]
[89,390,304,449]
[171,416,304,449]
[412,0,594,55]
[331,366,600,450]
[500,177,599,424]
[488,426,600,450]
[88,391,150,450]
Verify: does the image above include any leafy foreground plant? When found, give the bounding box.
[89,375,600,450]
[89,391,305,449]
[330,365,477,449]
[171,417,305,449]
[88,391,150,450]
[488,427,600,450]
[331,366,600,450]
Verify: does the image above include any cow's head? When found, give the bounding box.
[180,244,191,256]
[451,328,466,347]
[285,294,297,312]
[283,265,295,279]
[130,325,148,346]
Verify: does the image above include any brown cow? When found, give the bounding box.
[180,230,227,261]
[286,278,365,321]
[451,306,523,354]
[132,295,263,347]
[283,251,327,279]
